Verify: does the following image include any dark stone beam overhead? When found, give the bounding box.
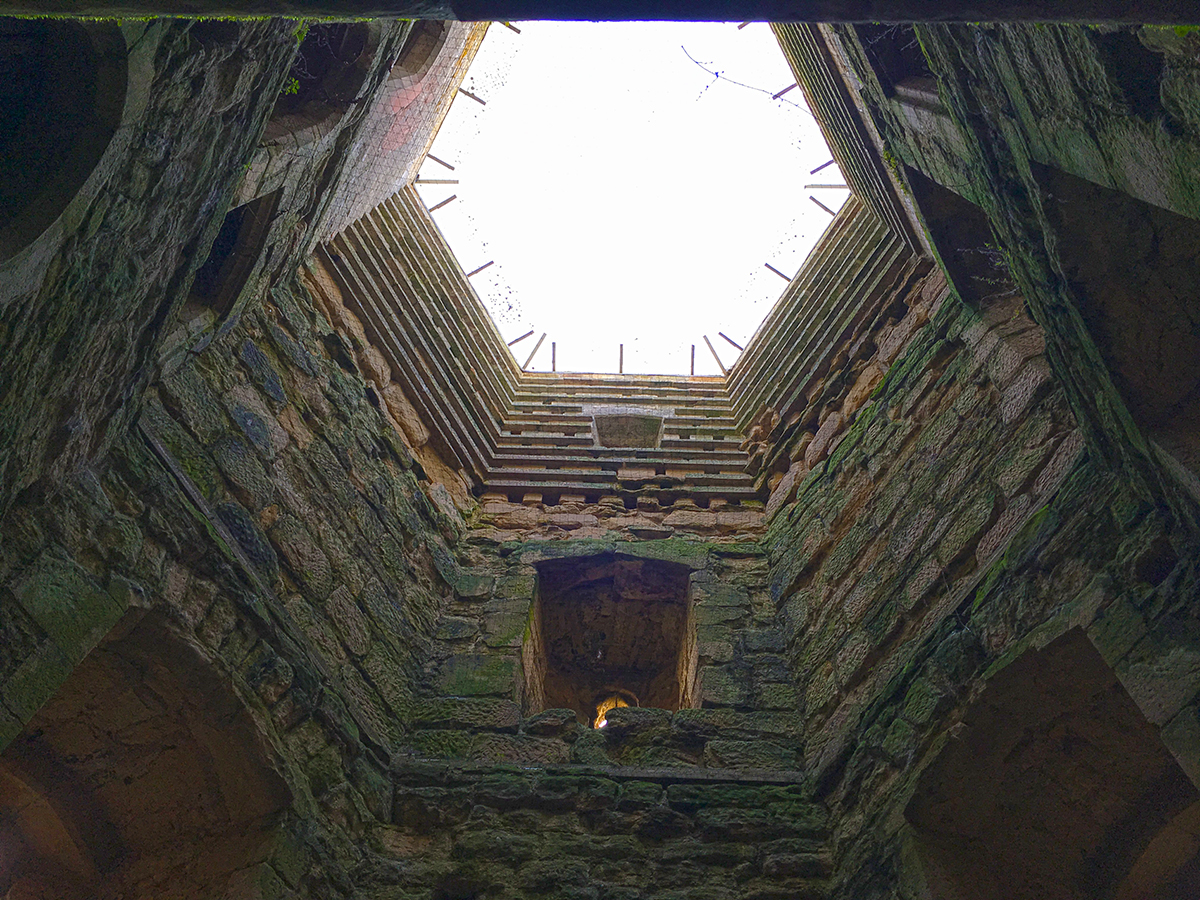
[2,0,1199,20]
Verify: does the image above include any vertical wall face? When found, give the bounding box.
[762,20,1200,900]
[1028,164,1200,498]
[0,20,126,264]
[0,18,301,520]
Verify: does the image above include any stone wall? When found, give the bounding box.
[772,21,1200,899]
[4,14,1200,900]
[0,261,466,895]
[406,537,799,769]
[0,18,300,521]
[382,763,830,900]
[835,21,1200,524]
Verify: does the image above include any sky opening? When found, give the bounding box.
[415,21,849,376]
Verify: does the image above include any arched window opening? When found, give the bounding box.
[905,629,1200,900]
[522,554,698,724]
[903,165,1010,308]
[0,20,126,263]
[594,690,639,729]
[0,613,290,899]
[855,23,937,101]
[391,20,449,88]
[263,22,376,144]
[189,189,281,324]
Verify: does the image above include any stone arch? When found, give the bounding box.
[0,610,291,899]
[391,20,450,89]
[904,629,1200,900]
[0,19,127,264]
[263,22,381,145]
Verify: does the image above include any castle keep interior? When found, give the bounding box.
[2,8,1200,900]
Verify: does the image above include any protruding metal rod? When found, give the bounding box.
[552,342,556,372]
[416,178,459,185]
[459,87,487,105]
[619,344,624,374]
[429,194,457,212]
[719,331,744,351]
[467,260,494,277]
[805,183,848,189]
[765,262,792,282]
[428,154,456,171]
[809,195,836,216]
[737,21,750,28]
[691,344,695,376]
[702,335,728,376]
[523,333,546,370]
[502,20,522,32]
[772,83,798,99]
[508,329,534,346]
[810,158,836,174]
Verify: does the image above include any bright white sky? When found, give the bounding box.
[415,22,849,375]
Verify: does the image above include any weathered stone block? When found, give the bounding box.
[532,774,618,811]
[455,571,494,599]
[695,605,746,627]
[900,677,944,726]
[270,515,333,598]
[495,574,536,599]
[1,640,74,724]
[616,780,663,811]
[700,666,749,708]
[690,582,749,606]
[435,615,480,640]
[326,585,372,656]
[743,627,787,654]
[1162,702,1200,790]
[393,785,474,830]
[761,851,830,878]
[411,697,521,732]
[437,653,518,697]
[1087,597,1148,667]
[702,739,798,770]
[469,733,570,764]
[226,384,289,459]
[1116,616,1200,726]
[601,705,671,736]
[662,509,718,532]
[12,554,124,662]
[698,640,735,663]
[523,707,580,736]
[754,681,799,711]
[408,728,473,759]
[547,512,600,530]
[482,597,531,648]
[159,365,230,445]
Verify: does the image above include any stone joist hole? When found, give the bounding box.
[521,554,699,727]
